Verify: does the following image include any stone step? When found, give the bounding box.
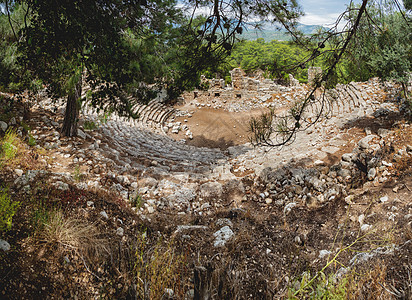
[143,102,163,123]
[147,103,166,122]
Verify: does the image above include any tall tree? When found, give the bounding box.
[342,2,411,93]
[0,2,27,92]
[15,0,181,136]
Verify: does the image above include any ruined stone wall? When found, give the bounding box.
[230,68,245,90]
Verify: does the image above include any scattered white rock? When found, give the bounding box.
[358,135,379,149]
[367,168,377,180]
[100,211,109,219]
[358,214,365,225]
[14,169,23,177]
[213,226,234,247]
[380,195,389,203]
[404,214,412,220]
[344,195,354,205]
[319,250,331,259]
[283,202,297,215]
[314,160,325,166]
[199,182,223,199]
[360,224,372,232]
[53,181,69,191]
[77,129,87,139]
[0,239,10,251]
[341,153,353,162]
[382,161,393,167]
[175,225,208,234]
[116,227,124,236]
[0,121,8,131]
[164,288,174,298]
[216,218,233,228]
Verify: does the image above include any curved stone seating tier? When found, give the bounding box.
[81,95,176,135]
[301,82,380,125]
[95,118,227,179]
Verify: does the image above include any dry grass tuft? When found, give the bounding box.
[37,210,107,258]
[345,263,394,300]
[133,236,188,300]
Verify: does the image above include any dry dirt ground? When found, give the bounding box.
[173,107,265,149]
[0,88,411,299]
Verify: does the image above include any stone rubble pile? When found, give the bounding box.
[252,123,412,212]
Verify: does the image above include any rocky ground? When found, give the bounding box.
[0,78,411,299]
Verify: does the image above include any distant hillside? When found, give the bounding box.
[241,23,325,42]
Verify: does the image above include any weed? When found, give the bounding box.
[20,122,37,146]
[287,271,347,299]
[27,133,36,146]
[20,121,30,133]
[0,187,20,232]
[31,203,52,232]
[83,120,98,131]
[130,193,143,208]
[288,227,394,299]
[98,111,111,124]
[1,128,20,162]
[249,109,275,145]
[72,164,84,182]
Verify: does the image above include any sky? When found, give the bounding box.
[177,1,362,28]
[298,0,359,26]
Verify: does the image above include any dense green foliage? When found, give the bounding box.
[18,0,180,104]
[227,38,315,82]
[0,187,20,232]
[341,3,412,88]
[0,4,26,91]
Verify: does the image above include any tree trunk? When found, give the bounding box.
[61,76,82,137]
[402,82,409,100]
[193,265,213,300]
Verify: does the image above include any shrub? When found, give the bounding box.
[130,193,143,208]
[0,187,20,232]
[83,120,98,131]
[1,128,20,162]
[98,111,111,124]
[72,164,84,182]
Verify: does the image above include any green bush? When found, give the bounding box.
[0,188,20,232]
[28,133,36,146]
[1,128,20,162]
[98,111,111,125]
[130,194,143,208]
[83,120,98,130]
